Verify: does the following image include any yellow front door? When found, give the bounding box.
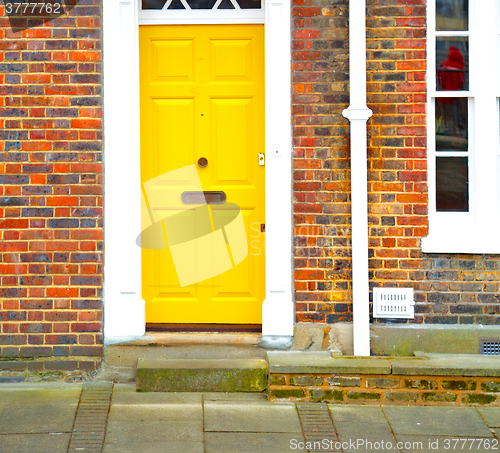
[139,24,265,325]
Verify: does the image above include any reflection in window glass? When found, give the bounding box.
[167,0,185,8]
[436,38,469,91]
[186,0,217,8]
[142,0,168,9]
[237,0,261,8]
[142,0,261,8]
[435,98,468,151]
[218,0,235,9]
[436,0,468,31]
[436,157,469,211]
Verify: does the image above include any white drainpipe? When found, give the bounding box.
[342,0,372,356]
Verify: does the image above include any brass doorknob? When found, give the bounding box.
[198,157,208,168]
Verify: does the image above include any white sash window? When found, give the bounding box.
[424,0,500,253]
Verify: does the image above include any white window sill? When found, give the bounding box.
[421,234,500,255]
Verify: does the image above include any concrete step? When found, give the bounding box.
[136,358,268,392]
[105,333,267,368]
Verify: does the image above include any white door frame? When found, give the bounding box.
[102,0,293,339]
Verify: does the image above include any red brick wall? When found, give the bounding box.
[292,0,500,326]
[0,2,103,370]
[366,0,429,321]
[1,0,499,367]
[292,0,351,323]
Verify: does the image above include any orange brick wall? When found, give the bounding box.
[1,0,499,367]
[292,0,500,326]
[0,2,103,369]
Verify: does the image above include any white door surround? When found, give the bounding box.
[102,0,293,339]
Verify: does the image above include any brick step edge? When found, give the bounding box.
[269,373,500,406]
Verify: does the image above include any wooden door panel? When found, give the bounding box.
[212,98,252,183]
[140,24,264,325]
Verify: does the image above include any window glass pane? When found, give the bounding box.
[436,156,469,211]
[142,0,261,8]
[218,0,235,9]
[142,0,168,9]
[186,0,217,8]
[436,37,469,91]
[436,0,468,31]
[237,0,261,8]
[435,97,468,151]
[167,0,185,8]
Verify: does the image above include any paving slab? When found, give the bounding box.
[0,383,80,390]
[204,400,302,433]
[390,354,500,376]
[205,432,307,453]
[329,406,398,453]
[477,407,500,428]
[383,406,494,437]
[108,403,203,421]
[112,384,203,405]
[104,420,203,443]
[0,433,71,453]
[267,351,391,374]
[0,386,81,434]
[395,435,499,453]
[103,441,204,453]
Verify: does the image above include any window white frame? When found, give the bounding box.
[102,0,294,339]
[139,0,265,24]
[423,0,500,253]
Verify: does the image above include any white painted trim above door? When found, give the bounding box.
[103,0,293,338]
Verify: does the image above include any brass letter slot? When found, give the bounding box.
[181,191,227,204]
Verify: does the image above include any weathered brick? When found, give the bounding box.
[270,375,287,386]
[347,391,381,401]
[462,394,497,405]
[271,389,307,399]
[290,375,324,386]
[19,347,52,357]
[310,389,344,402]
[481,382,500,393]
[404,379,438,390]
[44,361,79,371]
[366,377,400,389]
[441,380,477,391]
[421,392,457,403]
[384,391,418,402]
[327,376,362,387]
[0,361,27,371]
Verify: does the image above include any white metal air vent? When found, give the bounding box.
[480,340,500,355]
[373,287,415,319]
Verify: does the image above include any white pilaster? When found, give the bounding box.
[261,0,294,336]
[103,0,145,338]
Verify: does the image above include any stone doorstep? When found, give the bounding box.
[267,351,500,377]
[136,358,268,393]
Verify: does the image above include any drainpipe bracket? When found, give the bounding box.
[342,107,373,121]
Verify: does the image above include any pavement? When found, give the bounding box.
[0,382,500,453]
